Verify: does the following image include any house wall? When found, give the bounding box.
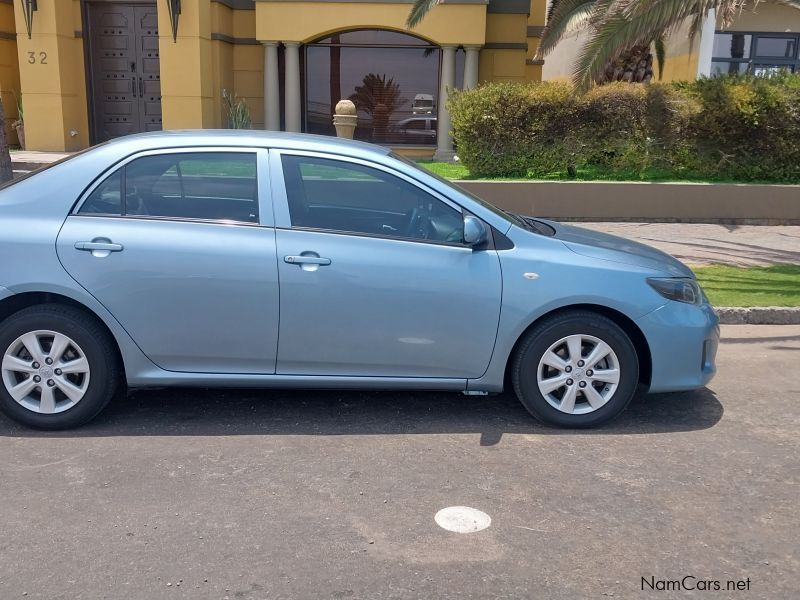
[14,0,89,151]
[157,0,215,129]
[720,1,799,31]
[542,21,700,83]
[254,2,488,45]
[11,0,549,151]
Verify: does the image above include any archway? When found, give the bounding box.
[303,29,464,145]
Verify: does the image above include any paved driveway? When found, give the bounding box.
[580,223,800,266]
[1,325,798,599]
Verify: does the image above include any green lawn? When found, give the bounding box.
[417,161,789,184]
[418,160,472,180]
[693,265,800,307]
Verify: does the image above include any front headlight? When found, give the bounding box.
[647,277,703,305]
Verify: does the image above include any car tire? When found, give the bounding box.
[512,310,639,428]
[0,304,119,429]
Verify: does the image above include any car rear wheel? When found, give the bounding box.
[0,304,119,429]
[512,311,639,428]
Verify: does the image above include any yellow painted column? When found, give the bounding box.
[158,0,215,129]
[14,0,89,151]
[0,1,20,146]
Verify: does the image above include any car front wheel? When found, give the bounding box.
[512,311,639,428]
[0,304,119,429]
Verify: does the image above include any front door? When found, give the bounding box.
[85,2,162,142]
[271,151,503,379]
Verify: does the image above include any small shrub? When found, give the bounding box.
[222,89,251,129]
[449,82,577,177]
[578,83,650,172]
[684,74,800,181]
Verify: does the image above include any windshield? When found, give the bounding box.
[389,153,523,228]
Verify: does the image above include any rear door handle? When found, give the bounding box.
[284,255,331,266]
[75,242,124,252]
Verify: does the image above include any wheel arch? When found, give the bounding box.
[0,291,126,381]
[505,304,652,389]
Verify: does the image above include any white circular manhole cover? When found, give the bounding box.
[434,506,491,533]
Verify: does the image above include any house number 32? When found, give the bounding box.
[27,51,47,64]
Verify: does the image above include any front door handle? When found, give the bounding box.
[75,242,124,252]
[284,255,331,266]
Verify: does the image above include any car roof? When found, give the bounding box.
[94,130,392,160]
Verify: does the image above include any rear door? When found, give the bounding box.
[56,148,279,374]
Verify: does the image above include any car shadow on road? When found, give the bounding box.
[0,387,723,444]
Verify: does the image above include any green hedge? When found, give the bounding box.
[448,74,800,182]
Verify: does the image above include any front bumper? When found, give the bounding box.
[636,300,720,393]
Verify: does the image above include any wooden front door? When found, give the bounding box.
[86,2,162,143]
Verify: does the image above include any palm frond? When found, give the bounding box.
[538,0,600,57]
[407,0,441,28]
[620,0,705,43]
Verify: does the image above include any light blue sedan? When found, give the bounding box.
[0,132,719,429]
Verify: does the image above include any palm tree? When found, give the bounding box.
[407,0,800,90]
[329,33,342,119]
[541,0,663,85]
[349,73,407,142]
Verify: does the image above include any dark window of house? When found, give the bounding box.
[404,119,427,130]
[303,29,464,146]
[711,32,799,75]
[281,154,463,244]
[712,33,752,59]
[754,36,796,58]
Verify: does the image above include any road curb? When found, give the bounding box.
[716,307,800,325]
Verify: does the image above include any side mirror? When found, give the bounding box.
[463,215,488,247]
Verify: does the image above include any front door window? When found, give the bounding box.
[280,154,464,244]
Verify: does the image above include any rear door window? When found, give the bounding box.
[79,152,259,223]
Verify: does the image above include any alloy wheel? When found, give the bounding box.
[1,330,91,414]
[536,333,621,415]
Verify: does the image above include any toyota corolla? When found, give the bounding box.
[0,131,719,429]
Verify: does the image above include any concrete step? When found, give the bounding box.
[10,151,72,177]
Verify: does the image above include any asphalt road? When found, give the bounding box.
[1,325,798,600]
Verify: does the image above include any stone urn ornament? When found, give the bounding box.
[333,99,357,139]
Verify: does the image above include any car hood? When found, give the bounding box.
[547,221,693,277]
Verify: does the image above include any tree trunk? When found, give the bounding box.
[0,99,13,183]
[598,45,654,85]
[329,34,341,119]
